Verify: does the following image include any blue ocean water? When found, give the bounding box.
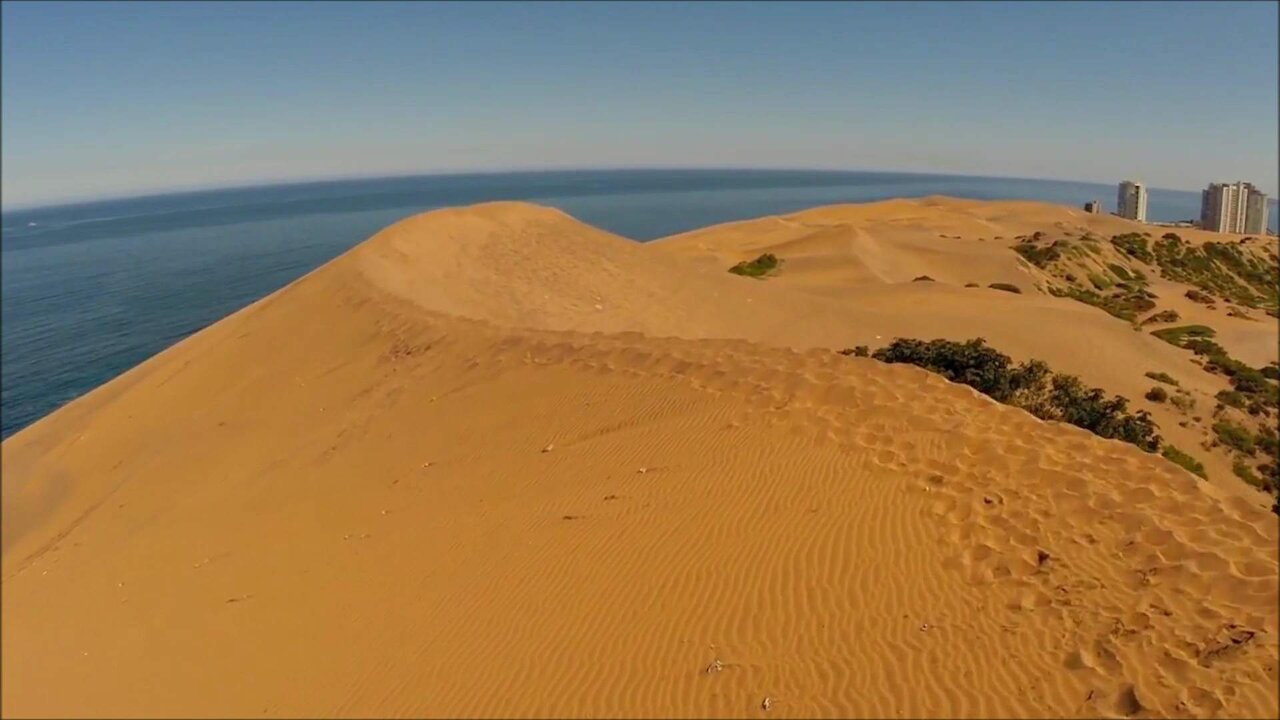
[0,169,1266,439]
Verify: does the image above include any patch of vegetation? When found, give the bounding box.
[912,275,935,282]
[1111,233,1154,263]
[1013,241,1066,268]
[964,282,980,288]
[1145,371,1178,386]
[1145,387,1168,403]
[1150,325,1216,347]
[1233,460,1269,491]
[1185,288,1215,304]
[1213,421,1255,455]
[1152,235,1279,310]
[868,338,1160,452]
[988,283,1022,294]
[1140,309,1180,326]
[1107,263,1135,281]
[837,346,871,358]
[1216,390,1247,409]
[1161,446,1207,479]
[1087,272,1113,290]
[1051,286,1156,322]
[728,253,780,278]
[1171,393,1196,412]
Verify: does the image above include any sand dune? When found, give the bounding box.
[3,200,1277,718]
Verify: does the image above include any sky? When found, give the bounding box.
[2,1,1277,209]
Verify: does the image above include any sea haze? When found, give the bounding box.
[0,168,1257,439]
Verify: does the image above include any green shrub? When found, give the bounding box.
[1145,387,1168,403]
[1140,309,1180,326]
[1233,460,1270,491]
[1161,446,1207,479]
[728,253,780,278]
[1150,325,1216,347]
[1213,421,1255,455]
[1013,242,1063,268]
[988,283,1022,294]
[869,338,1160,452]
[1111,233,1153,263]
[1088,272,1113,290]
[1171,393,1196,412]
[1216,390,1247,409]
[1107,263,1134,281]
[1050,286,1155,321]
[1144,371,1178,386]
[1185,289,1215,304]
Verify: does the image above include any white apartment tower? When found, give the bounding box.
[1200,181,1267,234]
[1116,180,1147,222]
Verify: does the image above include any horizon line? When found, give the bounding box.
[0,164,1235,215]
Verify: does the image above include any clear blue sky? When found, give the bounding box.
[2,1,1276,208]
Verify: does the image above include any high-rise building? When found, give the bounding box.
[1116,181,1147,222]
[1244,189,1269,234]
[1200,181,1267,234]
[1084,200,1101,214]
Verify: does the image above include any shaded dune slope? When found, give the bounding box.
[2,202,1277,718]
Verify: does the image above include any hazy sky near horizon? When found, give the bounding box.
[2,1,1276,209]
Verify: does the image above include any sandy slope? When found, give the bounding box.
[655,198,1279,493]
[3,201,1277,718]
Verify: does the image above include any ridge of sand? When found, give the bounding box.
[3,200,1277,718]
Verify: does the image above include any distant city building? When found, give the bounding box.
[1084,200,1101,214]
[1116,181,1147,222]
[1244,189,1269,234]
[1200,181,1267,234]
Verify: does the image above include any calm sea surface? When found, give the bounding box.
[2,169,1267,439]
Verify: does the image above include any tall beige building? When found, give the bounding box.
[1200,181,1267,234]
[1116,180,1147,221]
[1244,188,1269,234]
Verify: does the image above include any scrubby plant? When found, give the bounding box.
[867,338,1160,452]
[988,283,1022,294]
[1145,387,1168,403]
[1013,242,1063,268]
[1185,288,1215,304]
[1215,390,1247,409]
[912,275,935,282]
[1140,309,1180,326]
[1161,446,1207,479]
[1150,325,1216,347]
[1111,233,1153,263]
[1233,460,1269,491]
[1051,286,1155,321]
[1213,421,1255,455]
[728,253,780,278]
[1144,371,1178,386]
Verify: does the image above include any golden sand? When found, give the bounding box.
[3,199,1277,718]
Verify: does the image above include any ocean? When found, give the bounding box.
[1,168,1268,439]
